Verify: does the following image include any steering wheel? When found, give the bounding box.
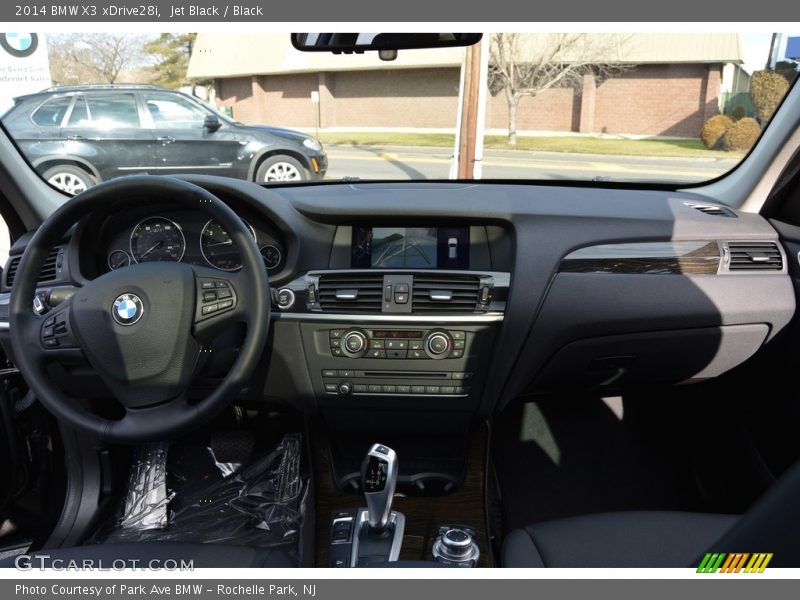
[9,176,270,443]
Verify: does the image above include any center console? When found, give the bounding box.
[271,223,510,420]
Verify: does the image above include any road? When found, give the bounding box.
[323,144,740,184]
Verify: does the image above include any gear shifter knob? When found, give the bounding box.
[360,443,398,532]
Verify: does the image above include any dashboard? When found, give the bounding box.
[0,175,796,425]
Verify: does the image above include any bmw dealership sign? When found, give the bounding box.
[0,32,51,114]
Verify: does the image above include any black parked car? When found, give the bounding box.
[1,84,327,194]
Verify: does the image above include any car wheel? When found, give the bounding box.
[42,165,97,195]
[256,155,308,182]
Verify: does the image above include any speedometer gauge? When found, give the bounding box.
[130,217,186,263]
[200,219,256,271]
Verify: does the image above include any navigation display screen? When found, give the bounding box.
[351,226,469,269]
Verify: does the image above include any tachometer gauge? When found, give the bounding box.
[107,249,131,270]
[200,219,256,271]
[260,244,283,271]
[130,217,186,263]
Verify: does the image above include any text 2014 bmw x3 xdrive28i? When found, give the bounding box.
[2,84,327,194]
[1,31,800,571]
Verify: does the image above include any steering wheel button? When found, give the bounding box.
[215,281,228,288]
[43,326,54,338]
[44,316,56,327]
[203,291,217,302]
[201,280,215,289]
[202,303,219,315]
[43,338,59,348]
[218,299,233,310]
[217,288,232,299]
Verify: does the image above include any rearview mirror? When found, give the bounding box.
[203,115,222,132]
[291,33,482,54]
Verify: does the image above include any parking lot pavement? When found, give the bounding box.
[324,144,740,184]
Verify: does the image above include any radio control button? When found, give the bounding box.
[397,385,411,394]
[412,385,426,394]
[425,386,441,394]
[368,384,382,393]
[382,385,397,393]
[354,384,368,393]
[322,370,337,378]
[324,383,338,393]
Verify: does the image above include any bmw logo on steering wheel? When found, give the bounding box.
[112,293,144,326]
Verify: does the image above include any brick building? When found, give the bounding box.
[187,33,746,138]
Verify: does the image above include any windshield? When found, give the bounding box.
[1,31,798,194]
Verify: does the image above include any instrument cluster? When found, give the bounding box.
[102,210,285,275]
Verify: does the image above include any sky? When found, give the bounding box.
[741,32,800,73]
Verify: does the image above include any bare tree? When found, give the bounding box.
[489,33,630,147]
[48,33,151,85]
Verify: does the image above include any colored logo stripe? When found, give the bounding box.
[697,553,773,573]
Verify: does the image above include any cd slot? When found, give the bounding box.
[359,371,451,379]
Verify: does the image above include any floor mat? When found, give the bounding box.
[90,433,308,562]
[492,395,706,533]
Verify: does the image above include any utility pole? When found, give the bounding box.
[450,37,489,179]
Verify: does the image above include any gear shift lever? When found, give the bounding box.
[360,443,398,532]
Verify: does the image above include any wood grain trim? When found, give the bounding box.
[311,423,490,567]
[559,241,720,275]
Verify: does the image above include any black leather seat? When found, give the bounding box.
[0,542,295,568]
[503,511,737,567]
[504,460,800,568]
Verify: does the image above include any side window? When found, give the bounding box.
[0,217,10,270]
[67,96,88,126]
[143,93,208,129]
[70,93,141,129]
[31,96,72,127]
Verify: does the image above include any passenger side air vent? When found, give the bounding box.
[5,247,61,287]
[318,273,384,313]
[412,274,481,313]
[726,241,783,271]
[684,202,737,218]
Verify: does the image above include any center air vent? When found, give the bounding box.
[5,247,60,287]
[318,273,383,313]
[726,241,783,271]
[412,274,480,313]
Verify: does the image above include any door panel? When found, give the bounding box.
[142,91,240,178]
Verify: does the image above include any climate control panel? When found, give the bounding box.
[329,328,466,360]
